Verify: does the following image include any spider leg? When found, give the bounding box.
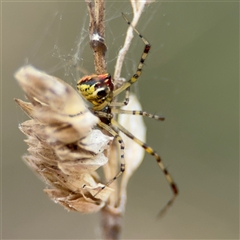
[92,121,125,197]
[112,108,165,121]
[92,87,130,110]
[93,110,113,119]
[110,87,130,107]
[93,87,130,111]
[113,14,151,98]
[93,106,165,122]
[111,118,178,216]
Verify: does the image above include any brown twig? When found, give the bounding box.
[86,0,107,74]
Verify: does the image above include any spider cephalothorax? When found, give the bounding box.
[77,73,114,107]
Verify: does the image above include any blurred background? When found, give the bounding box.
[2,1,239,239]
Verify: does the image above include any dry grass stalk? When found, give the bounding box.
[15,66,114,214]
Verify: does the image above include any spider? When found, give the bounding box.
[77,13,178,216]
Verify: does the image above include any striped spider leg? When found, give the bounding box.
[77,13,178,215]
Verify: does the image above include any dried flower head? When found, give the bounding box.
[15,65,114,213]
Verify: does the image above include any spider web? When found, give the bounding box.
[14,0,164,210]
[7,2,240,239]
[24,2,161,90]
[11,1,165,239]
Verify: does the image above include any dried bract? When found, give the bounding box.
[15,65,114,213]
[111,93,146,213]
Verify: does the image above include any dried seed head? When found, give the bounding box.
[15,65,114,213]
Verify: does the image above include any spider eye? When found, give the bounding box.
[97,89,107,97]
